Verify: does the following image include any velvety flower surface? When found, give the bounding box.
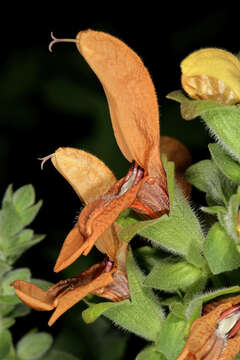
[177,295,240,360]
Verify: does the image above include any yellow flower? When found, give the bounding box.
[177,295,240,360]
[181,48,240,104]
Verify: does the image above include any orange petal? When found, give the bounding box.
[160,136,192,197]
[54,224,85,273]
[95,222,123,260]
[48,271,114,326]
[11,280,55,311]
[75,30,163,179]
[220,332,240,360]
[77,176,147,257]
[51,147,116,204]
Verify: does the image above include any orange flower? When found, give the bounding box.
[11,223,129,326]
[47,30,191,272]
[11,149,129,326]
[177,295,240,360]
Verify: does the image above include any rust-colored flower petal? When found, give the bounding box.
[12,261,115,326]
[75,30,165,182]
[95,222,122,260]
[53,225,85,273]
[51,147,116,204]
[54,176,147,272]
[160,136,192,197]
[48,270,114,326]
[11,280,55,311]
[177,295,240,360]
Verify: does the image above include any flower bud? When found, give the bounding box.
[181,48,240,104]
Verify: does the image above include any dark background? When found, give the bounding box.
[0,5,238,359]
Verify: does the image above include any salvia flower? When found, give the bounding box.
[46,30,191,272]
[181,48,240,105]
[177,295,240,360]
[12,149,129,325]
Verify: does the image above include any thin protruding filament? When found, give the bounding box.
[49,32,78,52]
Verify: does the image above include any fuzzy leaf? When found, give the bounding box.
[185,160,227,205]
[1,185,13,207]
[16,332,53,360]
[0,201,23,238]
[156,313,186,360]
[217,190,240,245]
[144,258,202,291]
[200,205,226,215]
[209,143,240,183]
[0,261,11,277]
[136,345,166,360]
[203,223,240,274]
[19,200,43,227]
[13,185,35,212]
[167,90,240,162]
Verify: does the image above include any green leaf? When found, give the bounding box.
[217,190,240,245]
[13,184,35,212]
[200,205,226,215]
[156,313,186,360]
[19,200,43,227]
[136,345,166,360]
[1,185,13,207]
[17,332,53,360]
[0,268,31,296]
[203,223,240,274]
[9,303,31,318]
[41,350,80,360]
[0,330,12,359]
[0,261,11,277]
[167,90,240,163]
[209,143,240,184]
[144,257,202,291]
[120,159,205,268]
[83,249,164,341]
[185,160,227,205]
[0,201,24,238]
[134,246,168,272]
[4,233,45,264]
[82,301,123,324]
[116,208,139,228]
[1,317,15,330]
